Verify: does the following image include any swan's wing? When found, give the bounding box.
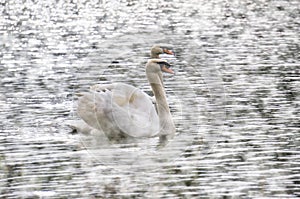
[109,83,159,137]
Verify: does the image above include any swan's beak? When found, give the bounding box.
[163,48,174,55]
[161,65,175,74]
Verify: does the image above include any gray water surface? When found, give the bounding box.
[1,0,299,198]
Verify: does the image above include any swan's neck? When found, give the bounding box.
[148,73,175,137]
[150,82,169,117]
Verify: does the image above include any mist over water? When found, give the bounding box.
[1,0,299,198]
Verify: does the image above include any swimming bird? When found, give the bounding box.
[73,45,176,145]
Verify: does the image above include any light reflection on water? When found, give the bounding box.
[1,0,299,198]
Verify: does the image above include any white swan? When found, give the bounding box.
[73,45,176,144]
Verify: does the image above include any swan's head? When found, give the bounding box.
[150,45,174,59]
[148,45,175,76]
[146,59,175,76]
[146,58,174,85]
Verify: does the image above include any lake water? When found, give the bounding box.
[0,0,299,198]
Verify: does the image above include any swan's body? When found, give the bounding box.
[73,45,176,143]
[78,83,160,140]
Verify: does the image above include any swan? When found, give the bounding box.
[73,45,176,144]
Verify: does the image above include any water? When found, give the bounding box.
[1,0,299,198]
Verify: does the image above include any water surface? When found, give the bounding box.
[0,0,299,198]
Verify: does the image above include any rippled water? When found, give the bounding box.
[1,0,299,198]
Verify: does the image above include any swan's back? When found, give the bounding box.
[77,83,159,139]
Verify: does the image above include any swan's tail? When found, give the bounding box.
[77,91,112,131]
[65,119,93,135]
